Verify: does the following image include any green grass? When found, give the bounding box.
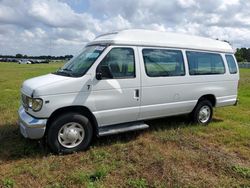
[128,178,148,188]
[0,62,250,187]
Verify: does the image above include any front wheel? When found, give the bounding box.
[47,113,93,154]
[191,100,213,125]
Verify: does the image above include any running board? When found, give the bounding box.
[98,122,149,136]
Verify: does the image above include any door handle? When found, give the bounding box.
[134,89,139,100]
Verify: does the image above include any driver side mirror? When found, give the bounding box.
[96,65,113,80]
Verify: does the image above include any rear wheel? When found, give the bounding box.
[191,100,213,125]
[47,113,93,154]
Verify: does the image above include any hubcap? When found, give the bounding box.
[58,122,85,148]
[198,105,211,123]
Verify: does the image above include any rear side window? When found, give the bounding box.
[225,55,238,74]
[142,49,185,77]
[186,51,225,75]
[98,48,135,79]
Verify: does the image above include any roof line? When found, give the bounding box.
[95,31,119,39]
[90,29,234,53]
[88,41,234,53]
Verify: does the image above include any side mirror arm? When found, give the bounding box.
[96,72,102,80]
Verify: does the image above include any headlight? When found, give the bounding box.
[28,98,43,111]
[21,93,43,112]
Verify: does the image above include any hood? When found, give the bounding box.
[21,74,71,96]
[21,73,92,97]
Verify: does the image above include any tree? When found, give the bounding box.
[235,48,245,62]
[15,54,23,58]
[235,48,250,62]
[247,48,250,62]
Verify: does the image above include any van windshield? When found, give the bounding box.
[54,45,106,77]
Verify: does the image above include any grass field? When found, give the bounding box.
[0,62,249,188]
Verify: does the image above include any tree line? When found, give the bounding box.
[235,48,250,62]
[0,54,73,60]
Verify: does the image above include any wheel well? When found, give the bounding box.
[46,106,98,136]
[198,94,216,107]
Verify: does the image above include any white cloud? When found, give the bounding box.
[0,0,250,55]
[29,0,86,28]
[177,0,196,8]
[219,0,239,10]
[101,15,131,32]
[22,30,35,39]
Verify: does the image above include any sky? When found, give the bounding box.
[0,0,250,56]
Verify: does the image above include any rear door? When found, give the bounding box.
[91,46,141,126]
[138,47,195,120]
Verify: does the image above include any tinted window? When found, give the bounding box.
[225,55,238,74]
[98,48,135,79]
[142,49,185,77]
[186,51,225,75]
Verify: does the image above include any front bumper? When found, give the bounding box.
[18,106,47,139]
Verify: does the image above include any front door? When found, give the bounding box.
[91,46,141,126]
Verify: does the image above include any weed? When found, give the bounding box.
[67,165,109,186]
[89,149,110,162]
[89,166,108,182]
[68,170,88,185]
[128,178,148,188]
[46,182,65,188]
[232,165,250,178]
[2,178,15,188]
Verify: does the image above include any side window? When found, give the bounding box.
[97,47,135,79]
[225,55,238,74]
[186,51,225,75]
[142,49,185,77]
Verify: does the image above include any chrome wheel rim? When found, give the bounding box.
[198,106,211,123]
[58,122,85,148]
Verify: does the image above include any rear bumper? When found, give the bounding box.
[18,106,47,139]
[234,99,239,106]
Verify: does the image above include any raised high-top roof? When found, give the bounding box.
[89,29,234,53]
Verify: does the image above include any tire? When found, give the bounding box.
[191,100,213,125]
[47,113,93,154]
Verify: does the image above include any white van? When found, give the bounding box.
[18,60,32,64]
[18,29,239,153]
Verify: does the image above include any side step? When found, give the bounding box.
[98,122,149,136]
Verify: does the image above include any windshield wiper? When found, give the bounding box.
[54,68,74,77]
[55,71,73,77]
[57,68,72,72]
[60,68,72,72]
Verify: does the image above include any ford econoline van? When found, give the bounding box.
[18,29,239,153]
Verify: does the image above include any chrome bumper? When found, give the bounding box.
[18,106,47,139]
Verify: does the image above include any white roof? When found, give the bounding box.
[89,29,234,53]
